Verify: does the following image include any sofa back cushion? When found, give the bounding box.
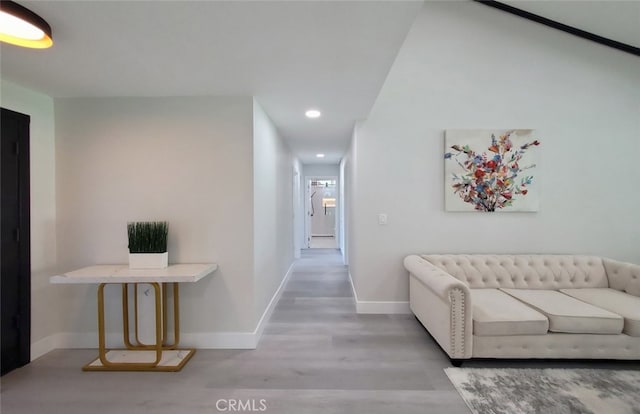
[603,259,640,297]
[421,255,609,289]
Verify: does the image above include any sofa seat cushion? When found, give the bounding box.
[560,288,640,337]
[500,289,623,334]
[471,289,549,336]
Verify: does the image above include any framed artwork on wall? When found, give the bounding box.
[444,129,540,212]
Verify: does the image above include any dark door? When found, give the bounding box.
[1,108,31,376]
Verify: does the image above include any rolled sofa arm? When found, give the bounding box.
[404,255,473,359]
[603,258,640,297]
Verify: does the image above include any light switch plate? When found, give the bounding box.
[378,213,388,225]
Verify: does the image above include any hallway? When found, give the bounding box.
[250,248,468,412]
[0,249,468,414]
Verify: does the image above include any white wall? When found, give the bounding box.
[351,2,640,305]
[0,80,60,356]
[340,124,360,265]
[54,97,257,344]
[252,99,295,325]
[303,164,340,178]
[293,158,303,258]
[339,157,346,258]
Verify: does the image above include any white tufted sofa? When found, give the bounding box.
[404,254,640,364]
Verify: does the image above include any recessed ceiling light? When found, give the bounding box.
[316,153,325,158]
[0,1,53,49]
[305,109,321,119]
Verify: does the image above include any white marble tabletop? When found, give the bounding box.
[50,263,218,284]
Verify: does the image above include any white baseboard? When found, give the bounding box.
[31,332,121,361]
[31,334,61,361]
[347,270,358,300]
[30,262,296,359]
[252,262,295,344]
[31,328,261,361]
[347,271,411,315]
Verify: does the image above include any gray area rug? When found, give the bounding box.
[445,368,640,414]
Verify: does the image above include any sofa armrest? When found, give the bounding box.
[404,255,472,359]
[603,258,640,297]
[404,255,471,301]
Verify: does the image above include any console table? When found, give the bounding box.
[50,263,217,372]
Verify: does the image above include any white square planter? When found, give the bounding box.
[128,252,168,269]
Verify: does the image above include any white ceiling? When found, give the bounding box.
[0,0,423,164]
[1,1,638,165]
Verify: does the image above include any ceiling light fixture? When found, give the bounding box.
[305,109,321,119]
[316,153,325,158]
[0,1,53,49]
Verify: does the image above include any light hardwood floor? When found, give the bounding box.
[309,236,337,249]
[2,249,636,414]
[0,249,467,413]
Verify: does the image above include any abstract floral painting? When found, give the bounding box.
[444,129,540,212]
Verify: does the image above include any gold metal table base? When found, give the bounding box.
[83,349,196,372]
[90,282,189,372]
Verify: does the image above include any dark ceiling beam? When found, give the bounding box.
[474,0,640,57]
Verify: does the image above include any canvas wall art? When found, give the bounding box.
[444,129,540,212]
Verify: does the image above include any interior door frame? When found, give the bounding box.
[304,175,339,249]
[1,107,32,374]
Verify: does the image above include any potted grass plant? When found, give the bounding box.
[127,221,169,269]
